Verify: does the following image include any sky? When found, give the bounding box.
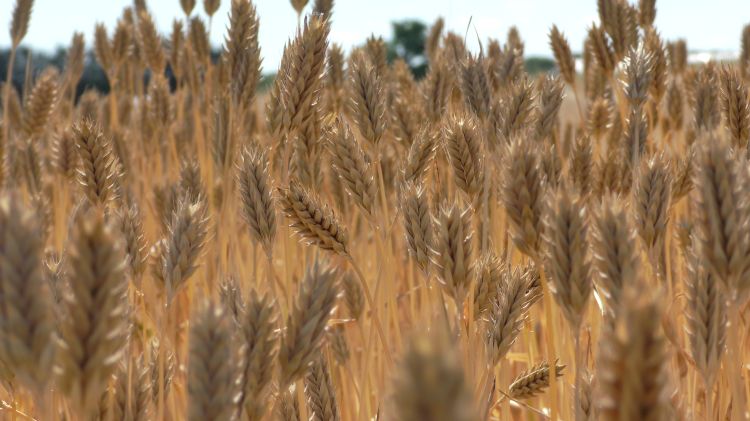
[0,0,747,70]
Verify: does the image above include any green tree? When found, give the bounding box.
[387,20,428,78]
[525,57,556,75]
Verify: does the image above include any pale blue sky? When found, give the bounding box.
[1,0,746,70]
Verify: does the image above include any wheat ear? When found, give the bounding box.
[160,197,209,302]
[280,15,329,134]
[443,114,484,202]
[239,290,278,421]
[632,155,671,271]
[590,197,639,314]
[278,259,339,386]
[326,117,378,217]
[432,199,474,309]
[238,144,278,257]
[72,119,121,207]
[279,179,348,256]
[542,185,592,330]
[684,244,726,392]
[596,284,669,420]
[0,193,56,392]
[459,53,492,117]
[391,329,476,421]
[56,209,129,416]
[21,68,58,140]
[472,252,504,319]
[187,301,239,421]
[487,267,534,365]
[719,66,750,150]
[403,127,438,184]
[348,50,387,146]
[549,26,576,87]
[276,387,301,421]
[223,0,261,112]
[501,138,545,259]
[114,199,148,282]
[509,360,566,400]
[305,356,341,421]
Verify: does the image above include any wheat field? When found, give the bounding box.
[0,0,750,419]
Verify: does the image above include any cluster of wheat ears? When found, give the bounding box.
[1,0,750,419]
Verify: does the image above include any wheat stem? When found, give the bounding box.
[347,256,394,365]
[727,298,747,421]
[533,256,559,420]
[1,46,18,173]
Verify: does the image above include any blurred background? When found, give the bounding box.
[0,0,746,98]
